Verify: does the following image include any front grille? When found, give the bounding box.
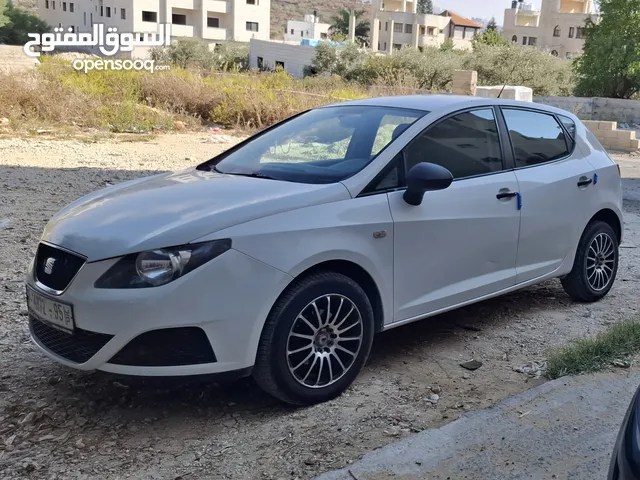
[30,316,113,363]
[109,327,217,367]
[35,243,86,292]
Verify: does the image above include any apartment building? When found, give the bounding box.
[502,0,598,59]
[284,13,330,43]
[370,0,482,53]
[37,0,271,49]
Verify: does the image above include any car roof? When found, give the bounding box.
[328,94,571,117]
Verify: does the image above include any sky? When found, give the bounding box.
[435,0,542,24]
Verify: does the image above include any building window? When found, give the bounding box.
[62,2,66,11]
[257,56,263,69]
[52,1,55,9]
[522,36,527,45]
[427,27,435,35]
[100,6,103,16]
[142,11,158,22]
[45,0,49,8]
[404,24,412,34]
[385,22,388,31]
[208,17,220,28]
[290,28,294,34]
[568,27,575,38]
[246,21,259,32]
[321,32,327,39]
[393,43,402,50]
[553,25,560,37]
[121,8,126,20]
[511,35,517,42]
[551,49,558,56]
[576,27,585,39]
[528,37,537,46]
[106,6,111,17]
[70,2,74,12]
[275,61,284,69]
[247,0,257,4]
[172,14,187,25]
[83,11,86,24]
[393,22,403,33]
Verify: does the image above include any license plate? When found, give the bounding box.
[26,286,75,334]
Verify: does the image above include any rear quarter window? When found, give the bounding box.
[558,114,576,150]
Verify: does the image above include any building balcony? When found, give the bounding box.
[202,27,229,40]
[171,0,199,10]
[171,24,195,36]
[204,0,228,13]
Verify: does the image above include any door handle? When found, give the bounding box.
[577,178,593,187]
[496,191,518,200]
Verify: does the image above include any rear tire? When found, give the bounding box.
[253,271,374,406]
[561,220,619,302]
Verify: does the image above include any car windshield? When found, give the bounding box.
[208,105,426,184]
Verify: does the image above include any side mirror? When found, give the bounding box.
[403,162,453,206]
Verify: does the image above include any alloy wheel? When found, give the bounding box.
[586,232,616,292]
[286,294,363,389]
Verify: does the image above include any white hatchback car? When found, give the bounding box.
[26,95,623,405]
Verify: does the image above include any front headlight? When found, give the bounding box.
[94,239,231,289]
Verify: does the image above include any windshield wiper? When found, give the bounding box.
[214,169,279,181]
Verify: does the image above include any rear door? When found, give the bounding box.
[499,107,597,284]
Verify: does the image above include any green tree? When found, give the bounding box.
[574,0,640,98]
[440,40,454,52]
[329,9,370,46]
[472,26,508,48]
[486,17,498,31]
[0,1,50,45]
[0,0,8,28]
[417,0,434,14]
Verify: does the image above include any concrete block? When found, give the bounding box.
[452,70,477,96]
[609,138,632,151]
[598,121,617,131]
[631,139,640,150]
[475,86,533,102]
[614,130,635,141]
[600,129,620,139]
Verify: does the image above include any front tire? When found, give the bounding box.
[561,220,619,302]
[253,271,375,406]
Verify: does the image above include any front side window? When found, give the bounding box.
[404,108,503,179]
[210,106,425,184]
[502,109,570,168]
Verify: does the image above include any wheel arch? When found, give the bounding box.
[589,208,622,245]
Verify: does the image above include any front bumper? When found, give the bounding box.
[27,247,292,376]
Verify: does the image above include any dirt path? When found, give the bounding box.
[0,134,639,480]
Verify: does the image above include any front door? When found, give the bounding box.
[388,107,522,322]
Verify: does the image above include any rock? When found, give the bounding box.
[462,373,470,379]
[460,360,483,371]
[38,434,56,442]
[20,412,36,425]
[425,394,440,404]
[0,118,9,126]
[75,439,85,448]
[431,386,441,394]
[173,121,186,131]
[613,359,631,368]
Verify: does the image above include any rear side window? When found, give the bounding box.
[404,108,504,179]
[502,109,570,168]
[558,114,576,149]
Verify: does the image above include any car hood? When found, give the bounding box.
[41,167,351,262]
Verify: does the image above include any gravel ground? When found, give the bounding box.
[1,133,639,480]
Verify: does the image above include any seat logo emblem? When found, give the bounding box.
[44,257,56,275]
[373,230,387,239]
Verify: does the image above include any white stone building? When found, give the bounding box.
[502,0,599,59]
[370,0,482,53]
[284,13,330,43]
[37,0,271,52]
